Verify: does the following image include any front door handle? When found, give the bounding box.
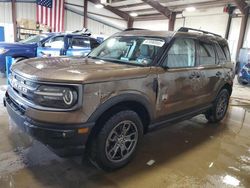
[216,71,222,77]
[189,72,200,79]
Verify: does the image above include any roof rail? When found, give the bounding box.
[178,27,221,38]
[124,28,147,31]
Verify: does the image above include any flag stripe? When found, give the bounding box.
[36,0,64,32]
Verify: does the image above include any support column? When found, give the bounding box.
[225,7,235,39]
[127,17,134,28]
[236,8,249,57]
[168,12,176,31]
[83,0,88,28]
[11,0,17,41]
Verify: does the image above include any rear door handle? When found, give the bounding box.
[189,72,196,79]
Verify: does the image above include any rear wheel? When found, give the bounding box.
[88,110,143,171]
[205,89,230,123]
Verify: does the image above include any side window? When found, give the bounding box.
[198,42,216,66]
[43,36,64,48]
[90,38,100,49]
[69,37,90,49]
[163,38,195,68]
[215,44,226,62]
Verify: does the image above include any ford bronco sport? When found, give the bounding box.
[4,27,234,170]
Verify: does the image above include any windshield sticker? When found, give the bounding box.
[143,40,165,47]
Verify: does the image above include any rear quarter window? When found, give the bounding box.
[198,42,216,66]
[221,45,231,61]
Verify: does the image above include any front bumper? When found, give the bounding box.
[4,92,94,150]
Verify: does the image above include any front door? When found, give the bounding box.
[156,38,203,118]
[37,35,66,57]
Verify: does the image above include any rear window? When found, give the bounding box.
[198,42,216,65]
[215,44,226,61]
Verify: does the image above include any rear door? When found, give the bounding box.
[66,36,91,57]
[156,38,204,118]
[196,40,225,103]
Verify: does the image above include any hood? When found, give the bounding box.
[0,42,37,49]
[11,57,151,84]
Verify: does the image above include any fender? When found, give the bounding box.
[87,93,154,123]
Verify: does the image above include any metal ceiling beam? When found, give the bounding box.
[233,0,249,14]
[114,2,146,9]
[170,0,234,11]
[124,8,156,13]
[142,0,172,18]
[88,0,131,21]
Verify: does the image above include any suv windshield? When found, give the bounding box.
[88,36,165,65]
[19,34,48,44]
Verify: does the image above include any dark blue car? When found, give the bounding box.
[0,33,100,73]
[238,63,250,85]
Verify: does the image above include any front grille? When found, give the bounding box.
[9,73,38,103]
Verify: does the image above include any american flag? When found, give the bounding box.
[36,0,65,32]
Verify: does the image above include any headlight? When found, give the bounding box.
[0,48,9,54]
[34,85,78,109]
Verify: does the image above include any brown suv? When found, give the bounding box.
[4,27,234,170]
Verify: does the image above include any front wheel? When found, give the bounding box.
[205,89,230,123]
[88,110,143,171]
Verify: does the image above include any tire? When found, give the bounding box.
[205,89,230,123]
[88,110,143,171]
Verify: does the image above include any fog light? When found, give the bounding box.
[78,128,89,134]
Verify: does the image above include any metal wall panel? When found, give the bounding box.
[0,2,12,23]
[65,9,119,36]
[16,2,36,21]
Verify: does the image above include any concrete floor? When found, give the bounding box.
[0,78,250,188]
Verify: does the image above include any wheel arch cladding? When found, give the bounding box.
[221,83,232,96]
[87,93,153,138]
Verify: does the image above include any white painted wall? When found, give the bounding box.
[228,17,242,61]
[182,7,229,37]
[16,2,36,22]
[65,0,126,35]
[133,19,169,31]
[0,2,14,42]
[65,9,120,37]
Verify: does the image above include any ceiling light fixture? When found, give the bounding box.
[95,4,104,9]
[129,12,138,17]
[185,7,196,12]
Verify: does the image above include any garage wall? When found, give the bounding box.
[65,9,120,37]
[0,2,14,42]
[133,19,169,31]
[65,0,126,36]
[16,2,36,21]
[228,17,242,61]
